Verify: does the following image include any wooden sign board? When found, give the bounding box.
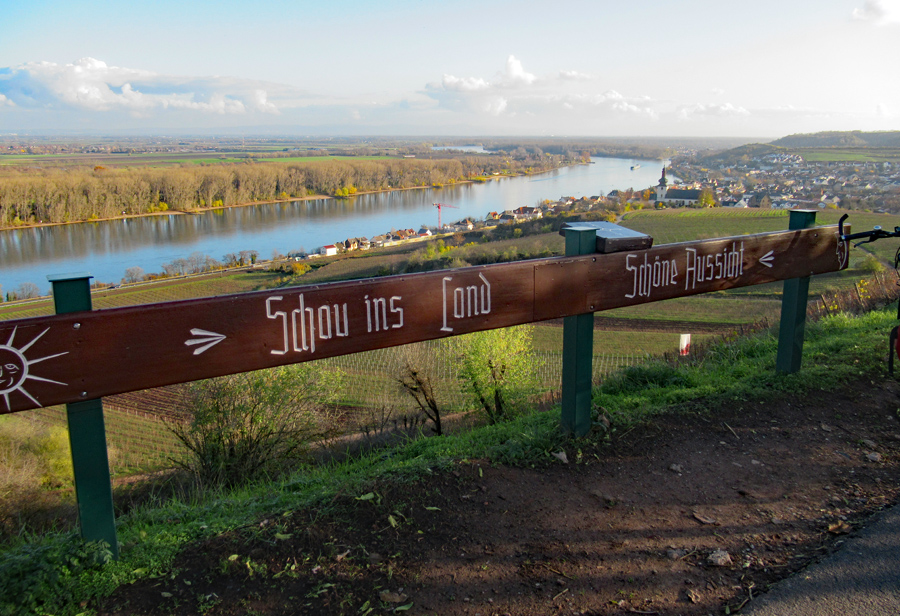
[0,225,848,414]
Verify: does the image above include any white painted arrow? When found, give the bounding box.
[185,328,226,355]
[759,250,775,268]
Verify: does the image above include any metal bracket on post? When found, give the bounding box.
[776,210,817,374]
[558,222,653,437]
[48,273,119,559]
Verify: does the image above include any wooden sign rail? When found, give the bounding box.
[1,223,847,415]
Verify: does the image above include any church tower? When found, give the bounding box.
[655,166,668,202]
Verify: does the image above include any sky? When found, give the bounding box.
[1,0,899,139]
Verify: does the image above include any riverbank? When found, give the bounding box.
[0,165,564,233]
[0,193,334,233]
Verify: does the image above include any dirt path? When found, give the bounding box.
[96,377,900,615]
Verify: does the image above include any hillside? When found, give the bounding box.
[3,298,900,616]
[94,359,900,616]
[695,142,784,167]
[771,130,900,148]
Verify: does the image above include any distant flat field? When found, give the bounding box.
[0,152,397,168]
[257,156,395,163]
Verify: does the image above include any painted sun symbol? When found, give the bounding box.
[1,327,68,411]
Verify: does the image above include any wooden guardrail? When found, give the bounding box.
[0,210,844,556]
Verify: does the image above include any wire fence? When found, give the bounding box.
[318,340,650,414]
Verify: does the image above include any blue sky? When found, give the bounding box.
[1,0,899,137]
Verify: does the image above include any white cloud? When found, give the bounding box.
[677,102,750,120]
[0,58,284,116]
[852,0,900,25]
[441,74,490,92]
[0,93,13,107]
[559,70,591,81]
[484,97,508,116]
[251,89,278,114]
[500,55,536,87]
[424,58,662,126]
[439,55,535,94]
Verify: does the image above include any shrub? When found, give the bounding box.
[0,535,112,616]
[599,362,695,396]
[0,418,73,490]
[170,365,344,488]
[456,326,540,424]
[291,261,311,276]
[0,418,76,544]
[859,254,885,274]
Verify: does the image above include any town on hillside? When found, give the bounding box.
[671,151,900,212]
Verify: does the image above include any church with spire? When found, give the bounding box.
[654,166,702,207]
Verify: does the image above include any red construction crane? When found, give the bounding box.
[433,202,459,230]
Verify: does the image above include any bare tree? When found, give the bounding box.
[396,343,451,435]
[15,282,40,299]
[123,266,145,283]
[397,363,444,436]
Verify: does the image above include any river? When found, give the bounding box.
[0,157,669,295]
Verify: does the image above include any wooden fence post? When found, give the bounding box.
[48,273,119,559]
[775,210,817,374]
[560,228,597,437]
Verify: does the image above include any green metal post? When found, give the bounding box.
[561,229,597,437]
[48,273,119,559]
[775,210,817,374]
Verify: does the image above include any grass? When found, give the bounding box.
[530,323,711,355]
[621,208,791,244]
[595,307,895,422]
[602,295,782,324]
[18,406,184,476]
[0,303,896,616]
[0,270,285,321]
[794,148,900,163]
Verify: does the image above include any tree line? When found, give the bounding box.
[0,154,573,228]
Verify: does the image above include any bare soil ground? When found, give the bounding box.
[95,377,900,616]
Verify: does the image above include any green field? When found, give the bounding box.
[0,151,399,168]
[0,270,285,321]
[0,152,250,167]
[602,295,782,324]
[258,155,394,164]
[793,148,900,163]
[621,208,792,244]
